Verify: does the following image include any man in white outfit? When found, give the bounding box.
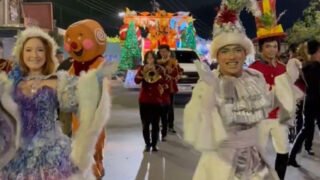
[183,0,301,180]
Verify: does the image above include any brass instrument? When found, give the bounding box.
[142,64,163,84]
[158,58,178,74]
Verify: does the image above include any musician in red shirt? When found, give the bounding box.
[135,51,169,152]
[157,44,183,134]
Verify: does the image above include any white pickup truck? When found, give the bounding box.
[171,48,200,94]
[123,48,200,95]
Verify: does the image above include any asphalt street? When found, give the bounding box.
[103,82,320,180]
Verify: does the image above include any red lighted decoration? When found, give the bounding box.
[216,6,237,25]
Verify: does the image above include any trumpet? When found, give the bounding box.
[142,64,163,84]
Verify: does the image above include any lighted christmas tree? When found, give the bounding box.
[181,22,196,50]
[118,22,141,71]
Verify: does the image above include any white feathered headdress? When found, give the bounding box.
[211,0,261,58]
[12,26,58,66]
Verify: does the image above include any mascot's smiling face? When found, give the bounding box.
[64,19,107,62]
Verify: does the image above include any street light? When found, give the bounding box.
[118,12,125,17]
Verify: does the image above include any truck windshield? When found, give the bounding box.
[172,50,198,63]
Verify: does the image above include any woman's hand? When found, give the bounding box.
[194,60,217,84]
[143,64,154,72]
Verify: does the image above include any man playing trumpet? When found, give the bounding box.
[157,44,183,136]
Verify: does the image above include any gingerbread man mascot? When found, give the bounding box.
[64,19,107,178]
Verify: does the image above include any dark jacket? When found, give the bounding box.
[57,58,73,71]
[303,61,320,106]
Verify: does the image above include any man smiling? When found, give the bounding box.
[249,0,289,179]
[182,0,297,179]
[216,45,247,77]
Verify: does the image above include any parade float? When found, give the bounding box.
[118,8,203,88]
[118,8,197,71]
[119,8,196,50]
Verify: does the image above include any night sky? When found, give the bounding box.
[26,0,312,39]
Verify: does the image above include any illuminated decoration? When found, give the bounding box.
[118,22,141,71]
[123,69,141,88]
[216,5,238,24]
[196,36,210,59]
[107,36,120,43]
[119,8,195,50]
[181,22,196,50]
[119,24,142,42]
[144,39,151,49]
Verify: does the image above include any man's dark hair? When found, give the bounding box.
[0,41,3,48]
[158,44,170,51]
[258,37,281,52]
[307,40,320,55]
[288,43,299,54]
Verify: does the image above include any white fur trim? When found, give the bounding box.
[285,58,305,100]
[68,172,95,180]
[70,67,111,173]
[274,74,296,123]
[0,73,21,168]
[56,71,78,112]
[186,79,279,180]
[184,80,227,151]
[211,32,254,59]
[286,58,301,82]
[56,71,69,89]
[12,27,59,67]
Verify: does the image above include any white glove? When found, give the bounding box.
[286,58,302,83]
[194,60,217,84]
